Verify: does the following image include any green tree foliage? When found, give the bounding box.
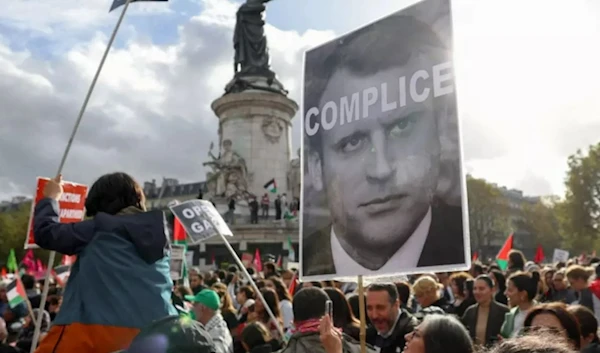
[0,203,52,267]
[520,199,562,251]
[467,175,511,251]
[558,143,600,252]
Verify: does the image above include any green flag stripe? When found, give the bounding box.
[9,296,24,308]
[174,240,188,279]
[497,259,508,271]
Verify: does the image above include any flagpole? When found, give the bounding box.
[30,0,134,350]
[218,233,287,342]
[13,270,36,323]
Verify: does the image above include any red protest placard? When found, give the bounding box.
[24,177,88,249]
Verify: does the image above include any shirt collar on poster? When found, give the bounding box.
[330,207,432,277]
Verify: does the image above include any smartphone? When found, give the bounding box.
[325,300,333,317]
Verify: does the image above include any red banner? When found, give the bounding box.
[24,177,88,249]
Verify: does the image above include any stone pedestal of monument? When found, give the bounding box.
[211,89,298,198]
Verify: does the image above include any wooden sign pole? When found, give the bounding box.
[358,275,366,353]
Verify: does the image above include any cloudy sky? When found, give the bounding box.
[1,0,598,202]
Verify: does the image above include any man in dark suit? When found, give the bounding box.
[302,7,466,278]
[366,283,417,353]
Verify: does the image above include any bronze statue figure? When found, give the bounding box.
[233,0,274,78]
[225,0,287,95]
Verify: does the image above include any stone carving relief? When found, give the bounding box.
[203,139,254,201]
[262,116,283,144]
[287,148,301,199]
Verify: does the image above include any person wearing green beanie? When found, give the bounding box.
[185,289,233,353]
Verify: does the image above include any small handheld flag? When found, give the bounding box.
[6,249,17,273]
[283,209,295,220]
[534,245,545,264]
[288,272,297,295]
[6,278,26,308]
[496,233,514,270]
[110,0,168,13]
[287,236,295,261]
[263,178,277,194]
[254,248,263,272]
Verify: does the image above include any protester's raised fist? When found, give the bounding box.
[43,174,64,201]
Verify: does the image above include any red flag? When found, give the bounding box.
[288,272,297,296]
[472,252,478,261]
[36,259,43,272]
[210,253,217,270]
[254,248,262,272]
[534,245,545,263]
[276,255,282,269]
[173,218,187,243]
[1,268,6,278]
[22,250,36,273]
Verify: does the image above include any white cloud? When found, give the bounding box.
[194,0,238,27]
[0,0,332,202]
[0,0,599,202]
[451,0,600,196]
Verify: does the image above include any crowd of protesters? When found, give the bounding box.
[3,250,600,353]
[168,251,600,353]
[2,172,599,353]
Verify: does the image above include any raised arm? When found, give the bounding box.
[34,198,95,255]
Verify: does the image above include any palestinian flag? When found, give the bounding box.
[53,265,71,287]
[287,236,295,261]
[283,209,295,220]
[173,218,188,284]
[496,233,514,270]
[109,0,168,12]
[288,272,298,296]
[263,178,277,194]
[7,278,26,308]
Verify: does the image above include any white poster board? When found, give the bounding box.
[300,0,469,281]
[170,200,233,244]
[552,249,570,264]
[170,244,186,280]
[186,251,194,267]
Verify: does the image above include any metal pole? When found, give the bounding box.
[30,1,133,351]
[218,233,287,342]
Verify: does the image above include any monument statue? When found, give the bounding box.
[233,0,273,78]
[225,0,287,96]
[287,148,301,199]
[203,140,253,200]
